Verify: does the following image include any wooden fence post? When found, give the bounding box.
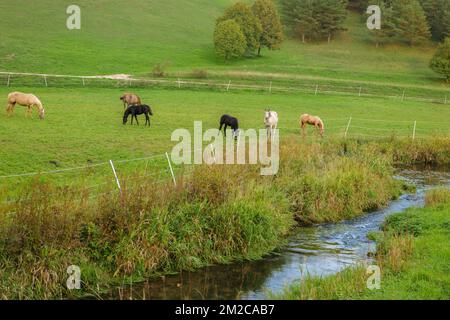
[315,84,319,95]
[227,80,231,92]
[109,160,122,192]
[7,74,11,87]
[412,121,417,141]
[166,152,177,187]
[345,117,352,139]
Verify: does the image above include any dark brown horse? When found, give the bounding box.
[123,105,153,126]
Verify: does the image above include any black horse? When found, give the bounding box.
[123,105,153,126]
[219,114,239,137]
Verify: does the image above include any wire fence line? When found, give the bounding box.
[0,117,448,181]
[1,71,449,105]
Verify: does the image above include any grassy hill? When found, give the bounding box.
[0,0,448,89]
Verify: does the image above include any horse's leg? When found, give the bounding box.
[25,105,33,118]
[224,125,228,137]
[145,114,150,126]
[135,115,139,126]
[6,102,15,116]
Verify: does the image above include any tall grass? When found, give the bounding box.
[1,137,447,299]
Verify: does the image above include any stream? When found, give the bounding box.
[110,167,450,300]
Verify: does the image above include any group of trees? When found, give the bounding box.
[214,0,284,60]
[281,0,348,43]
[212,0,449,82]
[430,38,450,82]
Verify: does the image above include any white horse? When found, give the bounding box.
[264,109,278,140]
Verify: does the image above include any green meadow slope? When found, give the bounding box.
[0,0,447,89]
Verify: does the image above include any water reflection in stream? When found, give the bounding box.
[111,168,450,300]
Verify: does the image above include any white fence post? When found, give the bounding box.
[43,75,48,87]
[359,86,362,97]
[345,117,352,139]
[165,152,177,187]
[227,80,231,92]
[269,81,272,93]
[445,95,447,105]
[412,121,417,141]
[315,84,319,95]
[7,74,10,87]
[402,90,405,102]
[82,77,85,87]
[109,160,122,192]
[177,78,181,89]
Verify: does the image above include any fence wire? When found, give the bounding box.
[1,72,449,105]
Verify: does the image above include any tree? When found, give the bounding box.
[419,0,450,41]
[281,0,347,43]
[430,38,450,82]
[371,2,397,47]
[316,0,348,43]
[252,0,284,55]
[282,0,318,42]
[347,0,368,12]
[217,2,263,54]
[393,0,430,46]
[214,20,247,61]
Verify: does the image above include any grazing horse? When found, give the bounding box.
[219,114,239,138]
[264,109,278,140]
[6,92,45,120]
[120,93,142,110]
[123,105,153,126]
[300,114,325,138]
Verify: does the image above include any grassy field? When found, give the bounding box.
[276,188,450,300]
[0,137,409,299]
[0,86,449,186]
[0,0,449,300]
[0,1,448,90]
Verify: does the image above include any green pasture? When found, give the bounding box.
[0,1,447,89]
[0,86,449,193]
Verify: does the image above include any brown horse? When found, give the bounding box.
[120,93,141,109]
[7,92,45,119]
[300,114,325,138]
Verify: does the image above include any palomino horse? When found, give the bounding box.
[7,92,45,120]
[300,114,325,138]
[120,93,142,110]
[264,109,278,140]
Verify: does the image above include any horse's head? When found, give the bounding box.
[123,109,130,125]
[265,109,271,121]
[38,107,45,120]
